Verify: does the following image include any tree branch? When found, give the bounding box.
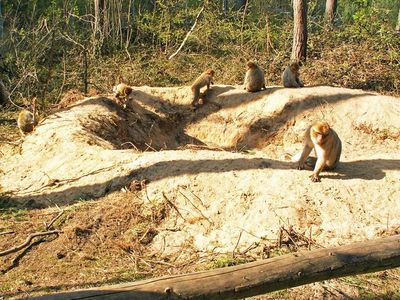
[0,230,59,257]
[168,6,205,60]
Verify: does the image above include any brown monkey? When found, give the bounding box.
[17,98,37,136]
[191,69,215,108]
[243,61,266,92]
[282,61,304,88]
[113,83,133,106]
[297,121,342,182]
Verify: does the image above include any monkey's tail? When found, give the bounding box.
[290,152,302,162]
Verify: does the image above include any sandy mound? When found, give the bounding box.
[1,84,399,256]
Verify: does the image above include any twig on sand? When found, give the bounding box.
[121,141,139,151]
[178,190,213,225]
[162,192,186,221]
[0,231,15,236]
[232,230,243,258]
[0,230,59,257]
[45,210,65,230]
[144,142,157,152]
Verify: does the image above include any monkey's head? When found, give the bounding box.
[206,69,215,76]
[289,61,300,72]
[311,121,331,145]
[246,61,257,70]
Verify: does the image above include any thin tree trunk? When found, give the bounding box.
[0,0,3,39]
[223,0,228,14]
[94,0,100,34]
[0,80,9,106]
[291,0,308,63]
[325,0,337,25]
[234,0,247,11]
[396,8,400,33]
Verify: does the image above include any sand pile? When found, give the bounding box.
[1,85,399,256]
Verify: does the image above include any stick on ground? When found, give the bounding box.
[0,230,59,257]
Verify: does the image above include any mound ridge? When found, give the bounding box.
[1,85,399,255]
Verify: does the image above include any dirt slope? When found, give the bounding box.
[0,84,399,297]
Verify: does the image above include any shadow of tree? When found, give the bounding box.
[3,157,398,209]
[234,91,372,149]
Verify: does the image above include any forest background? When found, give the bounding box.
[0,0,399,109]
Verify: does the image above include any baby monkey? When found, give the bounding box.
[191,69,215,108]
[17,98,37,136]
[113,83,133,107]
[244,61,266,92]
[282,61,304,88]
[297,121,342,182]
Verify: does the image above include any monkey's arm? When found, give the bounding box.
[296,77,304,87]
[297,144,313,170]
[310,154,326,182]
[207,78,212,90]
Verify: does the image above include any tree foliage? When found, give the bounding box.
[0,0,399,104]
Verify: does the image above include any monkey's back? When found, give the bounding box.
[17,110,35,134]
[282,67,298,88]
[325,128,342,169]
[191,73,210,90]
[245,68,265,92]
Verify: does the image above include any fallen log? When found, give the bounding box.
[34,234,400,300]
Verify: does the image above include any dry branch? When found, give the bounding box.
[0,231,15,236]
[0,230,59,257]
[45,210,64,230]
[168,6,205,60]
[34,234,400,300]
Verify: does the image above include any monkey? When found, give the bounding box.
[243,61,266,92]
[17,98,37,136]
[296,121,342,182]
[282,61,304,88]
[191,69,215,108]
[113,83,133,107]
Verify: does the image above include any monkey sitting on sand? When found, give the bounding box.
[17,98,37,136]
[282,61,304,88]
[191,69,215,108]
[294,121,342,182]
[243,62,266,92]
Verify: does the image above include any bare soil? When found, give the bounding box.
[0,85,399,299]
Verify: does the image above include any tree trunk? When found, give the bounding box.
[0,0,3,39]
[34,235,400,300]
[0,80,9,106]
[234,0,247,11]
[223,0,228,14]
[291,0,308,63]
[396,8,400,33]
[94,0,100,34]
[325,0,337,25]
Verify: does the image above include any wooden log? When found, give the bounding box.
[34,235,400,300]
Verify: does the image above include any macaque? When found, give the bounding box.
[297,121,342,182]
[17,98,37,136]
[243,61,266,92]
[191,69,215,108]
[282,61,304,88]
[113,83,133,106]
